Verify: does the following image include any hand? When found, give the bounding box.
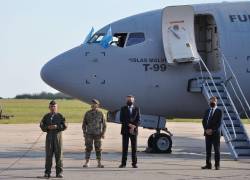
[128,124,136,129]
[48,125,57,130]
[206,129,213,135]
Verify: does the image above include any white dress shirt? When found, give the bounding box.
[128,105,134,114]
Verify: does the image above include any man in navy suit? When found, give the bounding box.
[119,95,140,168]
[202,96,222,170]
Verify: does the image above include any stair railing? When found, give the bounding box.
[197,57,237,141]
[221,53,250,121]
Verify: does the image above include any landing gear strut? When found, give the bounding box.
[106,111,172,153]
[147,128,172,153]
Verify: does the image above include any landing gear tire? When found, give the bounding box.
[147,133,172,153]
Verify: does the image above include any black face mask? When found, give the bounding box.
[127,101,133,106]
[210,102,216,108]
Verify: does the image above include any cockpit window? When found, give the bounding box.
[126,33,145,46]
[110,33,127,48]
[88,33,104,43]
[88,32,127,48]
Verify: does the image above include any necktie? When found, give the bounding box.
[207,108,213,124]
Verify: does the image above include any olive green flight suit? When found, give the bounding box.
[40,113,67,175]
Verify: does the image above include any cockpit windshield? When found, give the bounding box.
[88,33,127,47]
[87,32,145,48]
[88,33,105,43]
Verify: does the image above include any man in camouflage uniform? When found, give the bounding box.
[40,100,67,178]
[82,99,107,168]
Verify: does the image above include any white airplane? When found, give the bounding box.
[41,1,250,159]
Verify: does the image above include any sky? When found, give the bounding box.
[0,0,244,98]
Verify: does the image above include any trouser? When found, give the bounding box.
[121,134,137,165]
[45,132,63,175]
[85,134,102,160]
[205,133,220,167]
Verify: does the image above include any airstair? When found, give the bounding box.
[195,54,250,160]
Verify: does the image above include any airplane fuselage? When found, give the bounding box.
[41,2,250,119]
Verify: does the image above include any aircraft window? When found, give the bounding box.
[126,33,145,46]
[88,33,104,43]
[110,33,127,48]
[88,33,127,47]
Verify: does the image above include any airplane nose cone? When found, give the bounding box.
[40,46,83,93]
[40,59,56,87]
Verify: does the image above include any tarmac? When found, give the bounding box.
[0,122,250,180]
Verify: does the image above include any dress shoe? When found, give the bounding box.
[119,164,126,168]
[132,164,138,168]
[201,165,212,169]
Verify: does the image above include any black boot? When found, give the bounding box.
[43,173,50,178]
[215,163,220,170]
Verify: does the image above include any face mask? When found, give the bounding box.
[127,101,133,106]
[210,102,216,108]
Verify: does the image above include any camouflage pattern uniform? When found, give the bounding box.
[40,113,67,176]
[82,109,106,160]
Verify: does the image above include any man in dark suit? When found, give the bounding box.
[202,96,222,170]
[119,95,140,168]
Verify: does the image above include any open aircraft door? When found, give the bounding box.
[162,6,200,64]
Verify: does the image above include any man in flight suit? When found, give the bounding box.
[40,100,67,178]
[82,99,107,168]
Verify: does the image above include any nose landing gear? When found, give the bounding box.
[147,128,173,153]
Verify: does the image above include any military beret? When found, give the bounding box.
[92,99,100,105]
[49,100,57,106]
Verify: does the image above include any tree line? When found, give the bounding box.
[14,92,73,99]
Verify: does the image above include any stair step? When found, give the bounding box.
[238,153,250,157]
[198,77,221,80]
[218,103,231,106]
[224,110,235,114]
[231,139,250,147]
[225,123,241,127]
[231,140,250,147]
[227,127,244,132]
[211,90,224,93]
[223,117,238,121]
[234,146,250,150]
[231,134,248,139]
[234,148,250,155]
[233,138,248,142]
[205,83,222,86]
[216,96,228,100]
[229,130,245,134]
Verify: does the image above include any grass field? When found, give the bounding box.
[0,99,93,124]
[0,99,249,124]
